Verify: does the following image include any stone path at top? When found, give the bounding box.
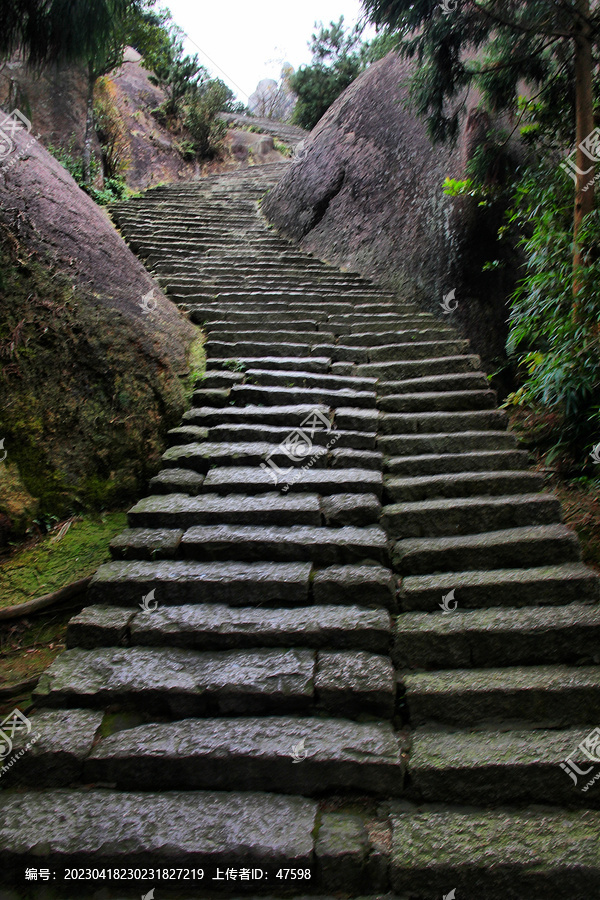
[2,162,600,898]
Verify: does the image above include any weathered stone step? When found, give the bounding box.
[206,339,334,359]
[379,429,518,456]
[384,449,530,476]
[394,601,600,668]
[244,367,377,391]
[208,329,334,345]
[162,440,329,473]
[0,789,318,877]
[407,727,600,808]
[84,716,404,795]
[69,603,392,653]
[150,466,206,495]
[35,646,395,717]
[342,327,454,346]
[202,465,383,497]
[403,664,600,727]
[180,524,390,565]
[213,355,331,373]
[379,408,507,435]
[389,806,600,897]
[183,402,330,427]
[377,371,490,394]
[393,524,581,574]
[335,339,470,364]
[231,383,376,409]
[198,369,245,389]
[88,559,395,609]
[400,563,598,611]
[378,389,497,413]
[204,422,375,450]
[383,492,561,539]
[191,301,401,317]
[384,470,544,502]
[128,492,323,528]
[357,354,481,379]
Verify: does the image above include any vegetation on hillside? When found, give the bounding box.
[290,17,399,130]
[364,0,600,472]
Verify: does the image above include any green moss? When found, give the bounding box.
[183,331,207,400]
[0,512,127,608]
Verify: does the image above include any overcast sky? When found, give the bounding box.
[165,0,373,103]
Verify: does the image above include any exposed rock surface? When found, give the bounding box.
[262,51,517,371]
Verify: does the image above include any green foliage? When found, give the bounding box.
[47,142,129,205]
[503,163,600,462]
[183,80,231,159]
[290,16,398,131]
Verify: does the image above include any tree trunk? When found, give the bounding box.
[82,62,95,186]
[573,0,595,299]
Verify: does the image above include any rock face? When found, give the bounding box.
[0,122,196,535]
[262,51,517,372]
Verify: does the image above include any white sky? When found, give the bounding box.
[164,0,373,103]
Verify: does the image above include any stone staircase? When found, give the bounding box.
[2,162,600,898]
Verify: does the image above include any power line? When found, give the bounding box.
[180,29,251,102]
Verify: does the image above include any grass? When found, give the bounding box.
[0,511,127,609]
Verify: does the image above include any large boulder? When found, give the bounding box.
[0,119,197,539]
[262,51,518,372]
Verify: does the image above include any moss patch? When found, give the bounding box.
[0,512,127,608]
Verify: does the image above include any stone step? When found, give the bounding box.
[162,440,329,473]
[208,329,335,345]
[378,429,518,456]
[244,367,377,391]
[384,449,531,476]
[377,371,490,394]
[35,646,396,717]
[206,340,334,358]
[393,601,600,668]
[379,409,507,435]
[198,369,245,389]
[384,470,544,502]
[69,603,392,653]
[399,563,598,610]
[335,339,470,364]
[382,492,561,539]
[389,806,600,897]
[84,716,404,795]
[213,356,331,373]
[231,384,376,409]
[357,355,481,379]
[128,492,323,528]
[204,422,375,450]
[407,727,600,808]
[202,465,383,497]
[342,327,454,345]
[393,524,581,574]
[183,402,331,427]
[149,467,206,495]
[403,664,600,727]
[179,524,390,566]
[378,389,497,413]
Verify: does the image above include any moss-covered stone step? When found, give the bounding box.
[212,354,331,372]
[68,602,392,653]
[34,646,395,718]
[383,492,562,539]
[128,492,322,528]
[202,465,383,497]
[384,449,530,477]
[403,664,600,727]
[384,470,544,502]
[378,429,517,456]
[400,563,598,611]
[394,601,600,668]
[179,524,390,566]
[394,524,581,574]
[88,560,396,609]
[407,727,600,807]
[377,371,490,394]
[390,807,600,898]
[84,716,405,795]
